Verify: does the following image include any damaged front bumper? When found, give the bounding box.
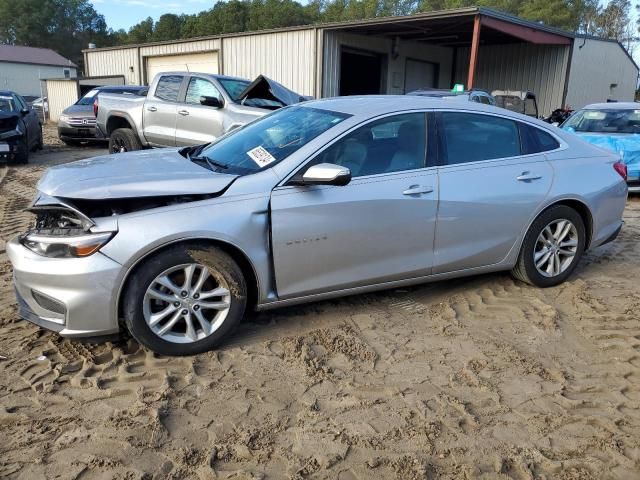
[8,235,123,338]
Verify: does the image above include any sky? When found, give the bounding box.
[89,0,213,31]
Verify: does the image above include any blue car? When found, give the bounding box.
[562,102,640,192]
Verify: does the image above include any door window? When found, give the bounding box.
[440,112,520,165]
[185,78,221,105]
[310,113,427,177]
[154,75,183,102]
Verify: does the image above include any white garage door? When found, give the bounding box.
[146,52,219,83]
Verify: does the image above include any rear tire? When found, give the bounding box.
[109,128,142,154]
[511,205,585,287]
[123,244,247,356]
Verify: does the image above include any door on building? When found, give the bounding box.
[404,59,438,93]
[146,52,219,84]
[339,48,384,96]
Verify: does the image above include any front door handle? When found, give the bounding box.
[403,185,434,196]
[178,110,190,116]
[147,106,157,112]
[516,172,542,182]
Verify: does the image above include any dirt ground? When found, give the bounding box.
[0,132,639,479]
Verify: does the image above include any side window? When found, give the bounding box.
[440,112,520,165]
[478,95,492,105]
[154,75,183,102]
[311,113,427,177]
[519,123,560,154]
[185,78,221,105]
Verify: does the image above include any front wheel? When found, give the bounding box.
[123,244,247,356]
[12,136,29,164]
[511,205,586,287]
[109,128,142,154]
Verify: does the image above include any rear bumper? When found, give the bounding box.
[7,236,123,338]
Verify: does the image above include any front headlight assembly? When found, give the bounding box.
[21,231,115,258]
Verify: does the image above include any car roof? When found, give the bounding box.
[582,102,639,110]
[95,85,147,91]
[0,90,16,96]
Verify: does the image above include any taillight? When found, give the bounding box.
[93,98,98,117]
[614,161,627,181]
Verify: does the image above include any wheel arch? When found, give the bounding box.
[547,198,594,249]
[106,113,135,136]
[116,237,260,326]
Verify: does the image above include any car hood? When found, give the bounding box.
[0,111,20,132]
[239,75,311,108]
[62,104,93,116]
[568,130,640,174]
[37,148,239,200]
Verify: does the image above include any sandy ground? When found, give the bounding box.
[0,133,639,479]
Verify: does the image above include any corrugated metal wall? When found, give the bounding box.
[45,79,78,121]
[565,38,638,109]
[454,43,570,117]
[321,31,454,97]
[0,63,76,97]
[139,38,220,58]
[86,47,140,84]
[222,30,316,97]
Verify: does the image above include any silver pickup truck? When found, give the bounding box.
[95,72,308,153]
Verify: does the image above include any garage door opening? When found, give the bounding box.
[145,52,219,84]
[339,48,384,96]
[404,59,438,93]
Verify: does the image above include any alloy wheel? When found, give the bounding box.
[111,137,127,153]
[143,263,231,344]
[534,219,578,278]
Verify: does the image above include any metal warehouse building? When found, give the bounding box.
[83,7,639,116]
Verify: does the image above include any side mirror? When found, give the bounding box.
[200,95,223,108]
[299,163,351,186]
[20,108,29,116]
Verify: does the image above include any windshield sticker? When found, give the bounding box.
[247,146,276,167]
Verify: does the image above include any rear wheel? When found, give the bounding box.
[109,128,142,154]
[511,205,585,287]
[123,244,247,356]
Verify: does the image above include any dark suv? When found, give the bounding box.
[0,90,43,164]
[57,85,147,145]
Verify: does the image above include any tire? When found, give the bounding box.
[12,136,29,164]
[36,125,44,150]
[123,244,247,356]
[109,128,142,154]
[511,205,586,287]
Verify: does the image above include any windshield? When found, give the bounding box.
[76,89,99,105]
[562,108,640,134]
[195,105,350,174]
[0,95,16,112]
[218,78,251,102]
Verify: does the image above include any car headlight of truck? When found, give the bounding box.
[59,114,70,123]
[21,231,115,258]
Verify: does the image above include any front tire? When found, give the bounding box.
[12,136,29,164]
[109,128,142,154]
[511,205,586,287]
[123,244,247,356]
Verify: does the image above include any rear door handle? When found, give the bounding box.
[147,106,157,112]
[178,110,190,116]
[516,172,542,182]
[403,185,434,196]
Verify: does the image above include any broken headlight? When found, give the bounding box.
[21,231,115,258]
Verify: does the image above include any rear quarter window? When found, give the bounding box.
[519,123,560,154]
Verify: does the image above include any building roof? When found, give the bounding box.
[0,45,76,68]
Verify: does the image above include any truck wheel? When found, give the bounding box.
[511,205,585,287]
[123,244,247,356]
[109,128,142,154]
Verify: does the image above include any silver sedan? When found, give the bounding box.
[8,96,627,355]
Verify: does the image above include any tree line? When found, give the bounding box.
[0,0,636,72]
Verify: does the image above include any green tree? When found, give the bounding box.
[153,14,186,42]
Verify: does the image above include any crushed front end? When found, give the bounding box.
[8,194,124,338]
